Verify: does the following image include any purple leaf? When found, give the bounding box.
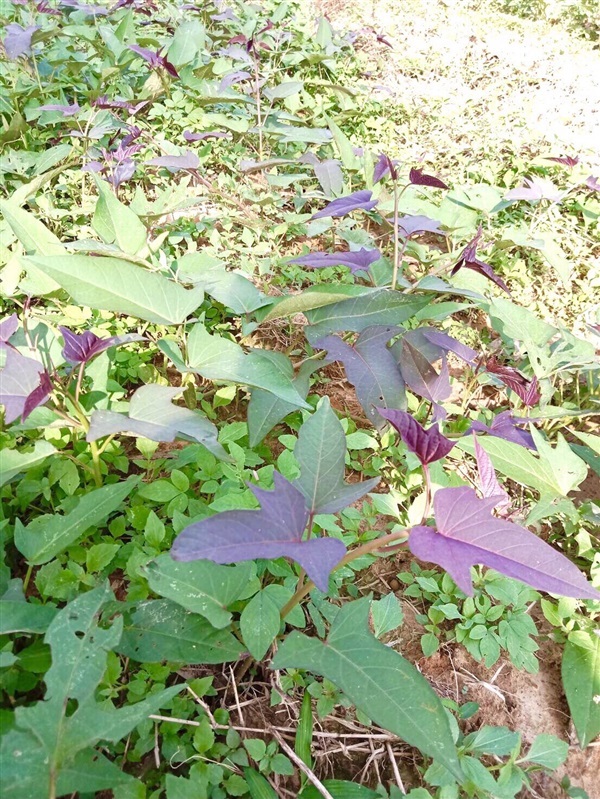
[183,130,231,142]
[474,435,509,507]
[60,327,143,365]
[0,315,19,343]
[397,215,443,239]
[60,0,109,14]
[92,95,148,114]
[375,33,393,48]
[171,472,346,592]
[128,45,179,78]
[0,346,52,423]
[391,328,475,409]
[4,24,40,60]
[546,155,579,168]
[218,70,251,91]
[377,408,454,465]
[469,411,535,450]
[38,103,81,117]
[409,167,448,190]
[315,326,405,428]
[585,175,600,192]
[409,487,600,599]
[505,177,562,203]
[311,190,378,219]
[289,248,381,274]
[146,151,200,171]
[37,0,63,14]
[450,226,510,294]
[373,153,398,184]
[486,357,540,406]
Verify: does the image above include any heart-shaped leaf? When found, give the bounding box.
[273,598,462,778]
[171,471,345,592]
[315,326,405,427]
[409,487,600,599]
[293,397,380,513]
[87,384,228,460]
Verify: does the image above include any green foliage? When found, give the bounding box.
[0,0,598,796]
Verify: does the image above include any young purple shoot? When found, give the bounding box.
[485,357,540,407]
[409,167,449,190]
[450,225,510,294]
[60,327,144,366]
[546,155,579,168]
[128,45,179,78]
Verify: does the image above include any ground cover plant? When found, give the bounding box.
[0,1,599,798]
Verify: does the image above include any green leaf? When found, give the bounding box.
[117,599,244,663]
[523,733,569,769]
[458,434,586,498]
[240,589,281,659]
[144,555,253,629]
[248,355,317,447]
[260,285,371,322]
[92,178,147,255]
[0,441,56,487]
[23,255,204,324]
[0,598,57,635]
[159,324,310,408]
[272,598,461,778]
[177,253,269,314]
[14,478,138,565]
[294,397,379,513]
[304,289,430,343]
[295,690,313,771]
[464,726,520,756]
[371,593,404,637]
[168,20,205,66]
[300,781,382,799]
[1,738,137,799]
[562,634,600,748]
[327,118,359,170]
[0,199,65,256]
[243,768,279,799]
[489,298,556,349]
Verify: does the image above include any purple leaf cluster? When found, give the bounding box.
[112,0,157,13]
[36,1,62,15]
[311,190,378,219]
[289,248,381,274]
[60,327,144,366]
[451,226,510,294]
[3,24,40,60]
[409,487,600,599]
[486,356,540,406]
[409,167,449,190]
[129,45,179,78]
[378,408,455,465]
[171,472,346,592]
[82,136,143,188]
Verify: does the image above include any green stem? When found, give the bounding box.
[391,179,400,291]
[89,440,103,488]
[23,564,33,593]
[421,463,432,524]
[280,529,408,620]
